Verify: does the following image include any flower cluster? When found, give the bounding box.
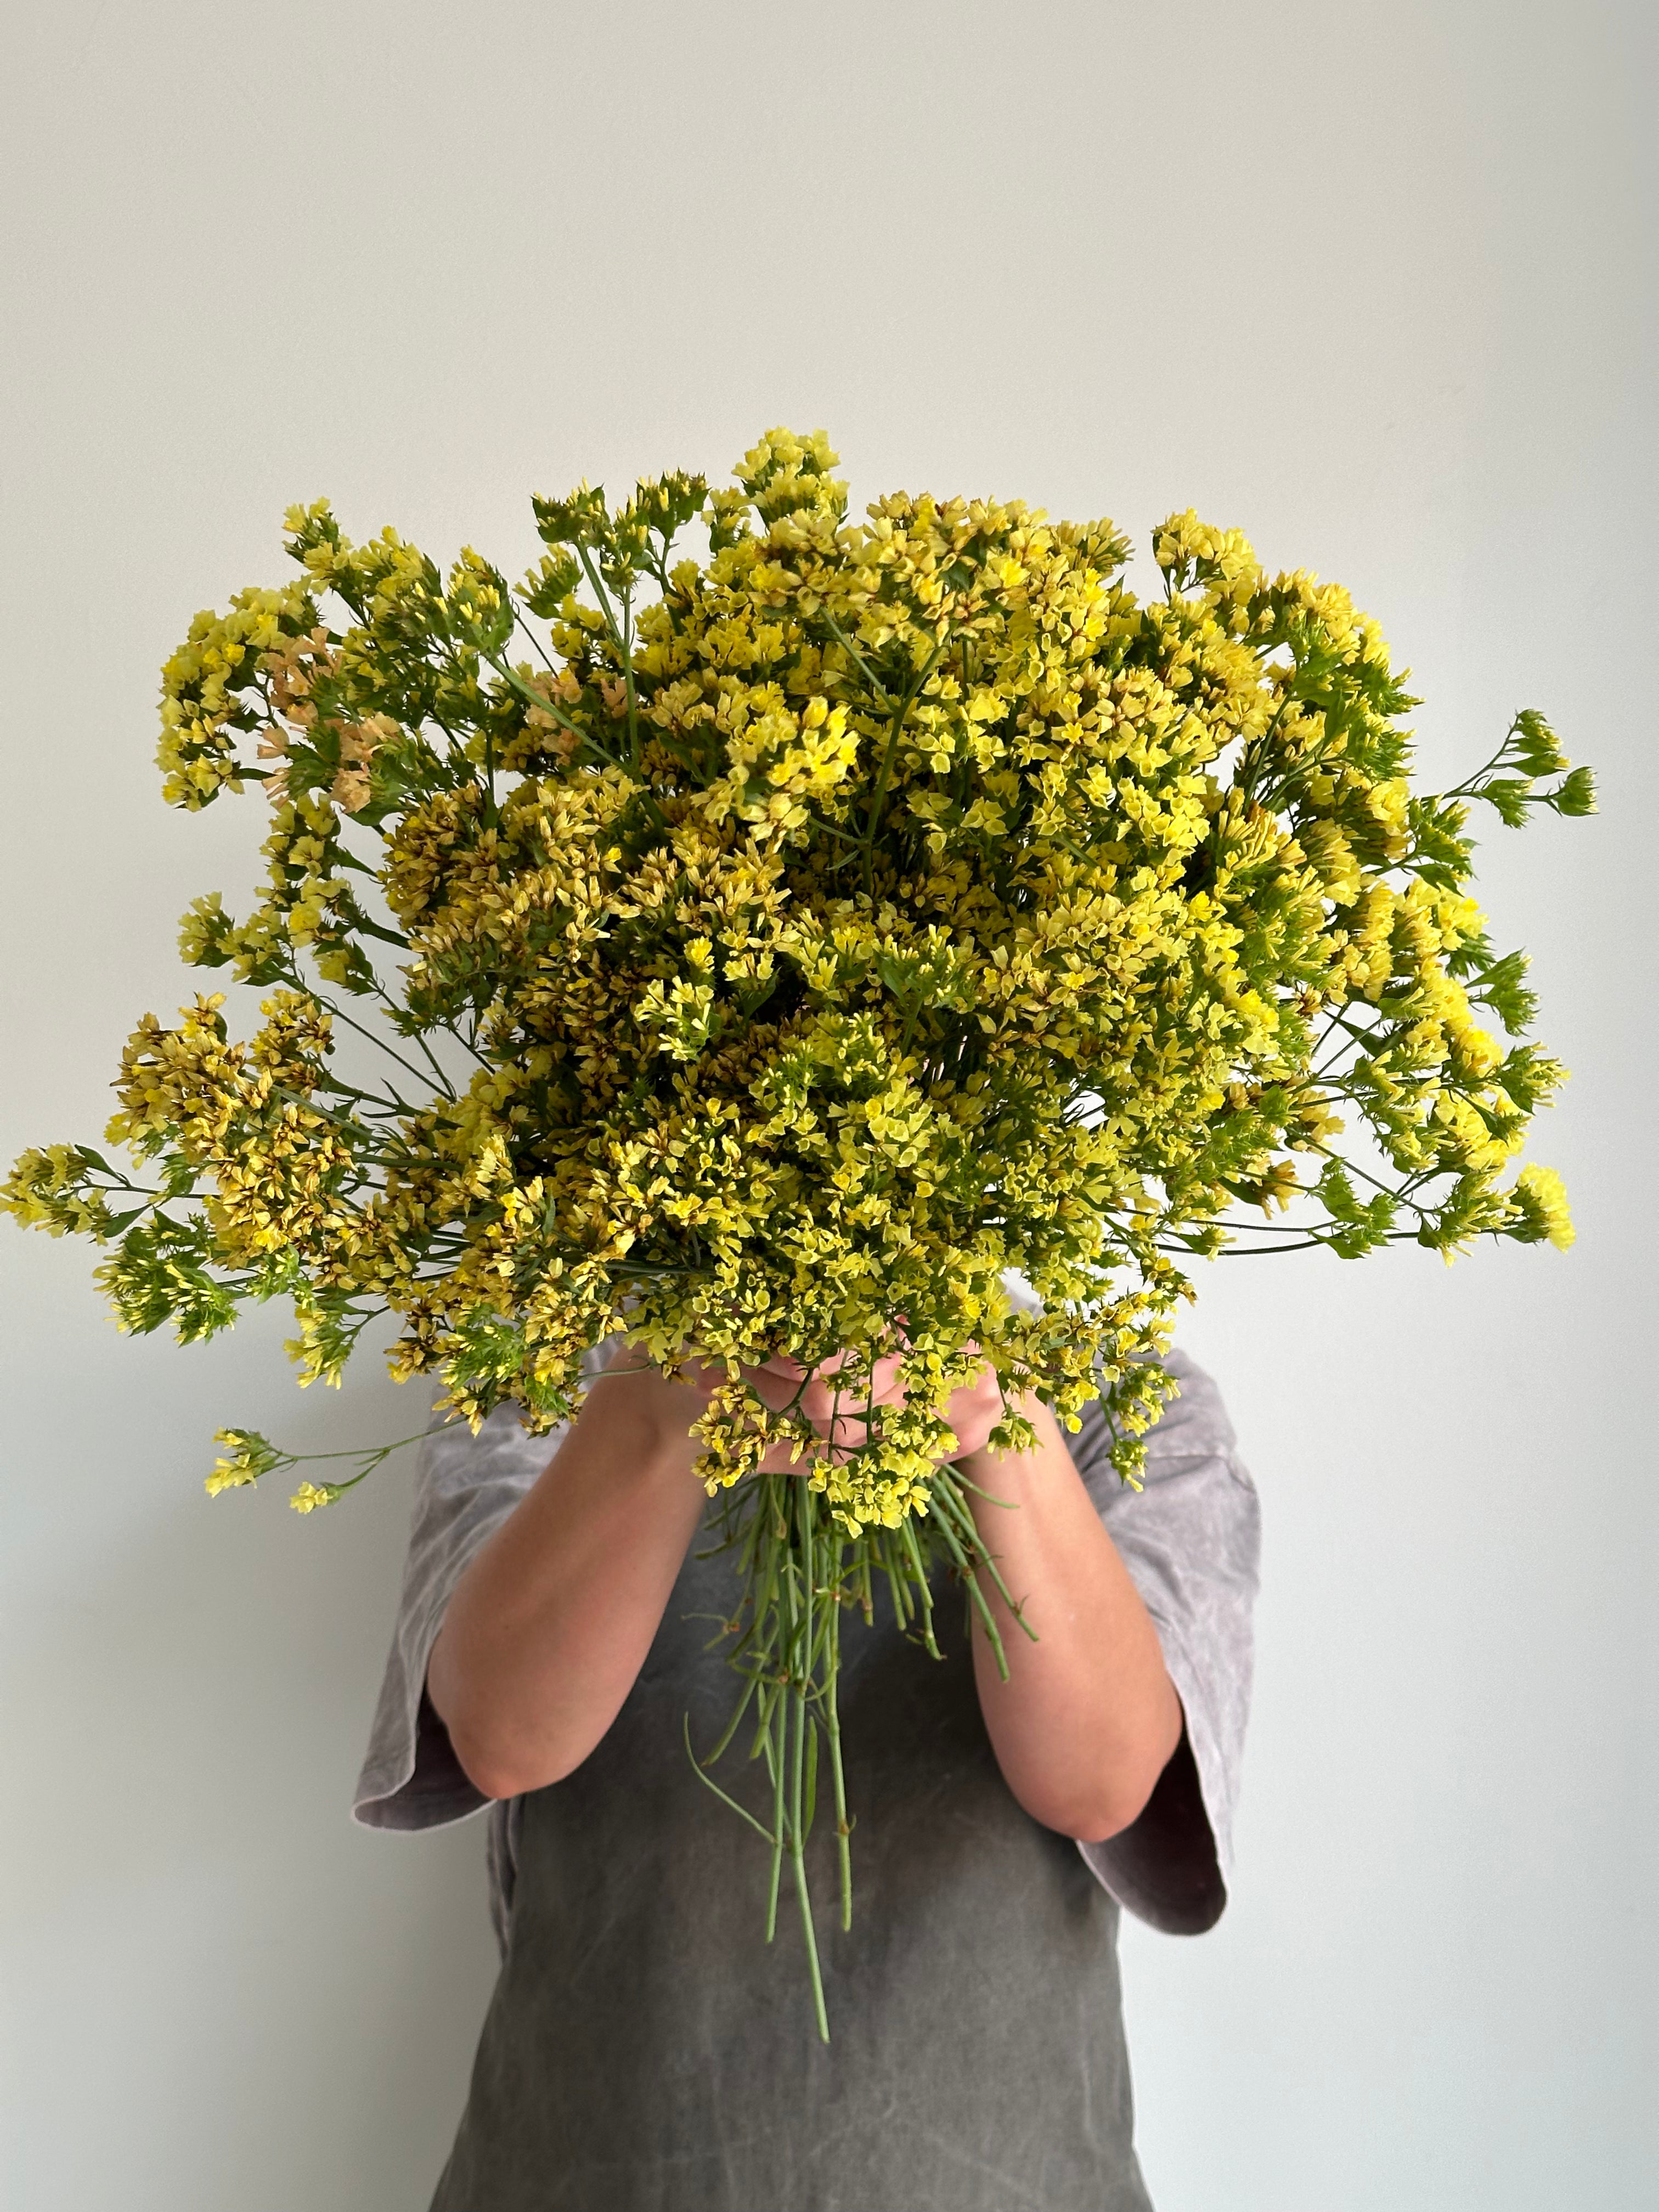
[7,429,1587,1519]
[4,430,1590,2029]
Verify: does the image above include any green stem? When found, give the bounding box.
[818,612,896,708]
[486,651,611,761]
[789,1480,828,2042]
[764,1705,786,1944]
[682,1716,776,1844]
[348,912,413,951]
[861,634,949,898]
[898,1514,941,1659]
[620,585,641,774]
[764,1476,788,1943]
[574,543,624,653]
[309,993,453,1100]
[826,1567,852,1931]
[279,1420,459,1468]
[699,1668,759,1768]
[879,1531,912,1630]
[927,1477,1015,1677]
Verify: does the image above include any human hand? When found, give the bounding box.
[663,1340,1010,1475]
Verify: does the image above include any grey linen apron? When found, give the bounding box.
[431,1520,1153,2212]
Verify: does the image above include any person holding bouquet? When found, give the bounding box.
[354,1278,1260,2212]
[5,424,1583,2209]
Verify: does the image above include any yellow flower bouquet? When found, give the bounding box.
[5,429,1588,2034]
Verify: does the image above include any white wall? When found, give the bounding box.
[2,3,1652,2206]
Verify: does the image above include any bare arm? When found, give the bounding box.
[426,1361,708,1802]
[428,1345,1180,1838]
[958,1395,1183,1842]
[424,1342,868,1801]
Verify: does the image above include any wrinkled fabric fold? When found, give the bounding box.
[352,1298,1259,2209]
[431,1531,1155,2212]
[354,1327,1259,1946]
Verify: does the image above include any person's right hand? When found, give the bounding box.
[658,1341,1012,1475]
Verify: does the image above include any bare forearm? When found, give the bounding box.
[427,1367,708,1800]
[961,1401,1182,1841]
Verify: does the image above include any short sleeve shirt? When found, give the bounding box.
[353,1290,1261,1944]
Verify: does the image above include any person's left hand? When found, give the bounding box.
[728,1341,1011,1468]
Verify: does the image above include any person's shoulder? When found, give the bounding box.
[413,1399,550,1521]
[416,1338,619,1505]
[998,1270,1238,1462]
[1145,1346,1238,1461]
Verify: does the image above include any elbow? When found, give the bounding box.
[1017,1736,1176,1844]
[438,1703,519,1801]
[427,1627,578,1801]
[1023,1773,1158,1846]
[1065,1773,1159,1845]
[452,1741,537,1804]
[1054,1686,1186,1842]
[429,1660,582,1803]
[445,1716,579,1803]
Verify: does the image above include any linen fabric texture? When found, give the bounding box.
[356,1344,1259,1938]
[352,1294,1259,2209]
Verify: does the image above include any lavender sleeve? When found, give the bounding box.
[1067,1347,1261,1932]
[352,1313,1260,1946]
[351,1398,566,1833]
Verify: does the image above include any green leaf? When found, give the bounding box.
[803,1712,819,1837]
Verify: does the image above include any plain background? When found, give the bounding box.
[2,3,1653,2207]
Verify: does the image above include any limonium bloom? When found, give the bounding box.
[3,430,1591,2031]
